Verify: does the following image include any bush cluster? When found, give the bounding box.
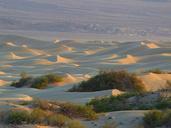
[69,71,145,92]
[31,99,97,120]
[144,109,171,128]
[11,73,63,89]
[0,108,86,128]
[88,93,171,113]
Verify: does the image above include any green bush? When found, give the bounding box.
[69,71,145,92]
[31,76,48,89]
[144,110,171,128]
[60,102,97,120]
[45,73,63,83]
[4,110,30,124]
[87,93,137,112]
[10,73,63,89]
[88,92,171,112]
[30,108,48,124]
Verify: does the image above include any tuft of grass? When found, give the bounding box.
[69,70,145,93]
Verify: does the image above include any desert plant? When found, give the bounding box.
[30,108,48,124]
[60,102,97,120]
[144,109,171,128]
[69,71,145,93]
[31,76,48,89]
[4,110,30,124]
[67,120,87,128]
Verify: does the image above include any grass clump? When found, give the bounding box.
[144,109,171,128]
[69,71,145,93]
[11,73,63,89]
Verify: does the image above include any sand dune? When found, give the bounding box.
[161,53,171,56]
[10,52,27,60]
[141,41,159,49]
[33,59,55,65]
[140,73,171,91]
[25,48,50,56]
[117,55,139,65]
[5,42,17,47]
[56,55,74,63]
[0,80,7,86]
[0,71,6,75]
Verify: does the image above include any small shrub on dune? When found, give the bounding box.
[10,72,63,89]
[60,102,97,120]
[69,70,145,93]
[45,73,63,83]
[67,120,86,128]
[30,108,48,124]
[4,110,30,124]
[144,109,171,128]
[48,114,70,127]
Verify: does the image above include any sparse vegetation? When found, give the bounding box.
[69,71,145,93]
[144,68,168,74]
[88,92,171,112]
[0,108,87,128]
[11,73,63,89]
[31,99,97,120]
[144,109,171,128]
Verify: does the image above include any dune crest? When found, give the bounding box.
[5,42,17,47]
[140,73,171,91]
[10,52,27,60]
[56,55,73,63]
[34,59,55,65]
[0,80,7,86]
[26,48,50,56]
[161,53,171,56]
[106,54,118,59]
[84,48,103,55]
[118,55,139,64]
[0,71,6,75]
[141,42,159,49]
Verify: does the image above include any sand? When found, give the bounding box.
[0,36,171,128]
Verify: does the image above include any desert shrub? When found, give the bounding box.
[60,102,97,120]
[11,77,33,88]
[45,73,63,83]
[87,93,138,112]
[48,114,70,127]
[88,92,171,112]
[10,73,63,89]
[31,76,48,89]
[30,108,48,124]
[144,109,171,128]
[67,120,86,128]
[28,99,97,120]
[4,110,30,124]
[69,71,145,92]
